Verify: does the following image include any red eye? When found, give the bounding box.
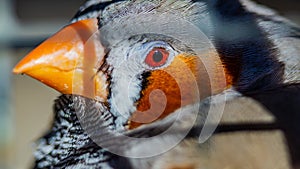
[145,47,169,67]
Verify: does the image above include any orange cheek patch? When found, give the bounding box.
[128,52,232,129]
[129,69,182,129]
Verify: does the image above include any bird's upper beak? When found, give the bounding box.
[13,18,108,101]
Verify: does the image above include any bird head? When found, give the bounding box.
[13,1,233,131]
[12,0,300,168]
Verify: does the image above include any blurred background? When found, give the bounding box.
[0,0,299,168]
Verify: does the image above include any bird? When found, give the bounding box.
[13,0,300,169]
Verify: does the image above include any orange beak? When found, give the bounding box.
[13,18,108,101]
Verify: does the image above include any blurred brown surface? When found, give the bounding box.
[10,49,59,168]
[15,0,83,22]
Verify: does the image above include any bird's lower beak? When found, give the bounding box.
[13,18,108,101]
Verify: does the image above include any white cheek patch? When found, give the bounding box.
[106,45,145,128]
[105,38,176,129]
[110,69,142,128]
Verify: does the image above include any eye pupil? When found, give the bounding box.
[153,50,163,63]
